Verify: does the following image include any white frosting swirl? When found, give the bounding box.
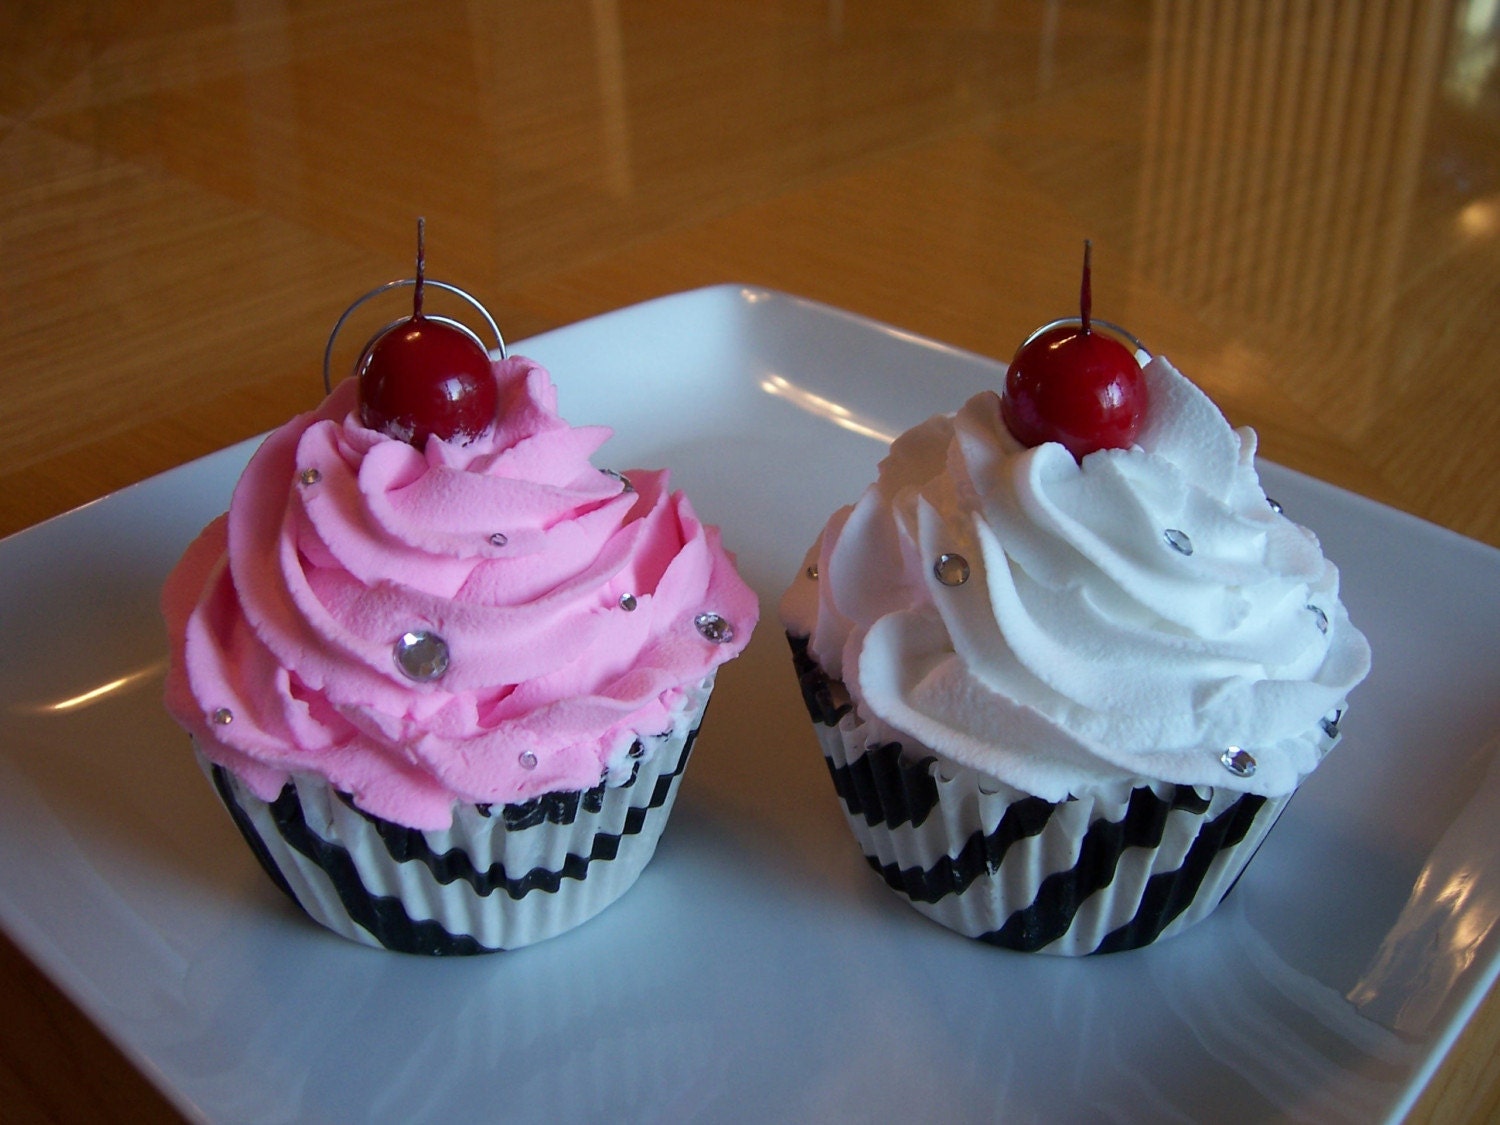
[780,356,1370,799]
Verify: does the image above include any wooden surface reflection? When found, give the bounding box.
[2,1,1498,1121]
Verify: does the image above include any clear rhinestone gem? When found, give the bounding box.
[1164,528,1194,555]
[604,469,634,493]
[488,532,508,547]
[519,751,538,770]
[211,707,233,725]
[1220,746,1257,778]
[806,564,819,580]
[1266,496,1283,515]
[694,612,734,644]
[393,630,450,681]
[934,553,970,586]
[1307,604,1328,634]
[299,468,321,486]
[619,593,638,611]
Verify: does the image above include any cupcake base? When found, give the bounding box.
[201,676,713,955]
[816,721,1289,955]
[791,637,1292,955]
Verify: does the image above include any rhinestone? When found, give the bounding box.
[806,564,819,580]
[934,553,970,587]
[488,532,508,547]
[1164,528,1194,555]
[299,468,321,486]
[1220,746,1257,778]
[1307,604,1328,634]
[694,612,734,644]
[211,707,233,725]
[619,593,638,611]
[1266,496,1283,515]
[604,469,634,493]
[393,630,450,681]
[519,751,538,770]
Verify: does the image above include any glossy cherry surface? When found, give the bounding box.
[355,219,498,448]
[1001,242,1146,460]
[1001,324,1145,459]
[357,317,497,447]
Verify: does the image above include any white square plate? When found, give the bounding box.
[2,286,1498,1123]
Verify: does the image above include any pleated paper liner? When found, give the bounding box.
[790,636,1293,955]
[198,674,714,954]
[817,718,1290,954]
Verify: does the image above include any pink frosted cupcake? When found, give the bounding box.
[782,250,1369,954]
[163,239,756,953]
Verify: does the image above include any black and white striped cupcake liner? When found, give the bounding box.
[815,719,1291,954]
[199,675,714,955]
[790,637,1300,955]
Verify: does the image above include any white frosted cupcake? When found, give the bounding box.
[781,335,1369,955]
[163,259,757,954]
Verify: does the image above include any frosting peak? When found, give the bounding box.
[781,356,1369,800]
[165,356,758,829]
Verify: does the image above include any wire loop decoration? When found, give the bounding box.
[1015,317,1150,363]
[322,279,508,394]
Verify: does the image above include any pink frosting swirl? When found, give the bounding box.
[163,357,757,829]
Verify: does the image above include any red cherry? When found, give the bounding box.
[1000,242,1146,461]
[358,318,497,446]
[356,220,497,448]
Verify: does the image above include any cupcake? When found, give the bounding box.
[162,229,757,954]
[780,249,1370,954]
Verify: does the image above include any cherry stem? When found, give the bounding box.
[413,216,426,318]
[1080,239,1092,335]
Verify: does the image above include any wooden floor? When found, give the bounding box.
[2,2,1498,1121]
